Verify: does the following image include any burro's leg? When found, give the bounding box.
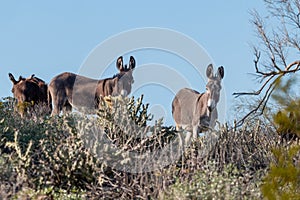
[63,100,72,113]
[50,89,64,116]
[182,124,193,147]
[176,124,185,149]
[176,124,192,149]
[209,109,218,129]
[49,89,59,116]
[184,131,193,147]
[175,123,180,131]
[192,125,199,140]
[190,125,199,168]
[51,97,61,116]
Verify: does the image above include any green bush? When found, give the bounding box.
[272,77,300,140]
[261,145,300,199]
[260,76,300,199]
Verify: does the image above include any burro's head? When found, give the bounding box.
[205,64,224,113]
[113,56,136,97]
[8,73,43,104]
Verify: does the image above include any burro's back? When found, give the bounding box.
[172,64,224,143]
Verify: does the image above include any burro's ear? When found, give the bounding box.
[217,66,224,79]
[18,76,25,81]
[8,73,17,84]
[116,56,124,71]
[129,56,135,70]
[206,64,214,78]
[28,74,35,79]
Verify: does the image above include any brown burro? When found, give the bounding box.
[48,56,136,116]
[9,73,48,116]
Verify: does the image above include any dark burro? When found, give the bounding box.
[9,73,48,115]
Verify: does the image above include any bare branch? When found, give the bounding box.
[285,60,300,71]
[235,75,282,127]
[233,74,275,97]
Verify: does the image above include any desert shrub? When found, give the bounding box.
[273,100,300,140]
[96,95,177,153]
[0,97,49,154]
[261,145,300,199]
[260,77,300,199]
[85,95,276,199]
[162,162,264,200]
[159,119,277,199]
[0,97,97,198]
[174,118,278,177]
[0,95,179,199]
[272,77,300,140]
[28,115,98,190]
[0,96,279,199]
[84,96,179,198]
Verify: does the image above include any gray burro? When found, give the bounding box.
[172,64,224,145]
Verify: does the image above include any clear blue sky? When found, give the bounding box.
[0,1,267,125]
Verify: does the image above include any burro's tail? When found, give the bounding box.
[47,88,52,114]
